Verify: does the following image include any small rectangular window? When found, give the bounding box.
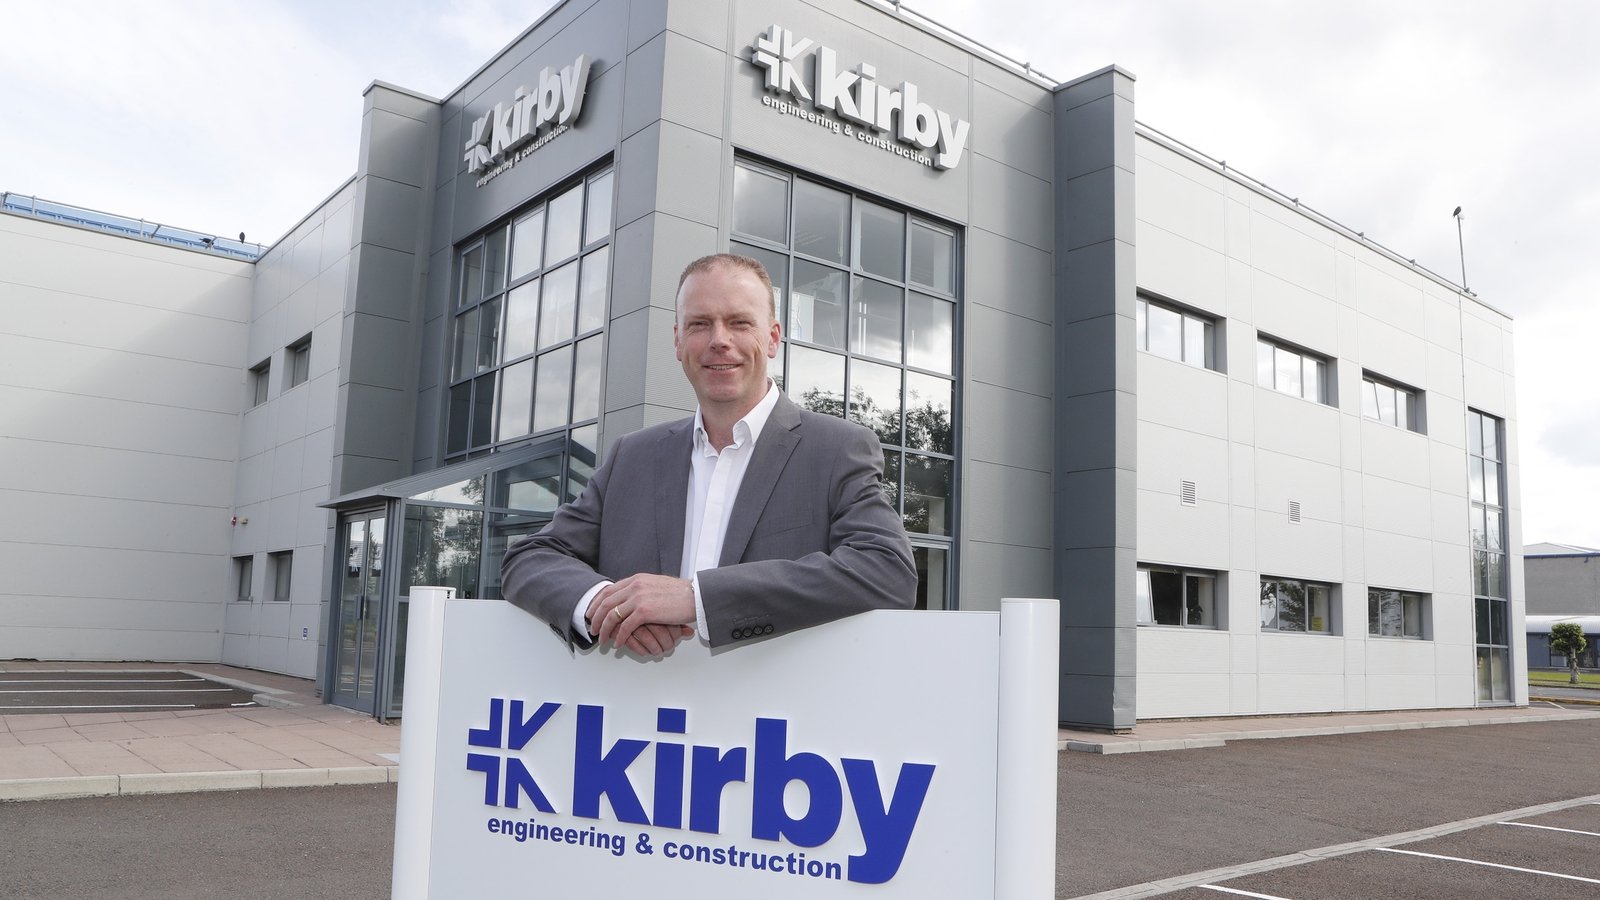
[1137,565,1219,628]
[270,551,293,602]
[1257,337,1331,404]
[1260,577,1334,633]
[249,360,271,407]
[234,555,254,602]
[1137,296,1216,370]
[286,336,311,389]
[1368,589,1428,639]
[1362,373,1422,432]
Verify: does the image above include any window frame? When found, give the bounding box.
[1366,588,1428,639]
[270,550,294,602]
[1136,564,1221,629]
[1361,371,1422,432]
[1259,576,1336,634]
[249,359,271,407]
[1136,294,1218,371]
[1256,336,1333,405]
[443,163,614,463]
[285,335,312,390]
[234,555,254,602]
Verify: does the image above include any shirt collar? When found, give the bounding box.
[693,380,779,456]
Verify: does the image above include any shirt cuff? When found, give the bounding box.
[573,581,612,636]
[691,575,709,642]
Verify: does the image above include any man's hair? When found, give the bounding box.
[676,253,778,323]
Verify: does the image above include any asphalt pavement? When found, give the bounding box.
[3,718,1598,898]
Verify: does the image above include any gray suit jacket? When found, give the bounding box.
[500,393,917,647]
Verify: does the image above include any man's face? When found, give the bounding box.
[674,264,781,417]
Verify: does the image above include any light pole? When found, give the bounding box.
[1452,206,1468,292]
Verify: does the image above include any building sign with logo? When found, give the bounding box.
[748,25,972,170]
[392,590,1059,898]
[463,54,592,187]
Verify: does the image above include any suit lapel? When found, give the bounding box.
[654,422,692,576]
[719,395,802,566]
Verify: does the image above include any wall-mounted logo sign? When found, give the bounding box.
[464,55,592,187]
[464,697,935,885]
[748,25,971,170]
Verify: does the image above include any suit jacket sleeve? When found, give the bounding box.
[499,438,618,648]
[695,418,916,646]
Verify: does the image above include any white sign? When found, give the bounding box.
[392,591,1059,898]
[748,25,972,170]
[463,55,592,186]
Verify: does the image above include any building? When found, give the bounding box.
[0,0,1525,727]
[1524,543,1600,616]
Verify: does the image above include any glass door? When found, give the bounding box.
[332,510,386,713]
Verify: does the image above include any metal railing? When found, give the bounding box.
[2,191,264,261]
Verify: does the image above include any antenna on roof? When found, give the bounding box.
[1451,207,1468,292]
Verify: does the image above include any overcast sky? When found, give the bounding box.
[4,0,1596,548]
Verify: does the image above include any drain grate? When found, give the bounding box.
[0,670,260,714]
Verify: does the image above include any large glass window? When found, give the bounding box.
[1257,337,1330,404]
[1136,566,1219,628]
[731,159,959,609]
[270,551,293,602]
[1260,577,1334,633]
[234,555,254,602]
[1137,296,1215,370]
[1470,409,1512,702]
[446,166,613,461]
[1362,373,1422,432]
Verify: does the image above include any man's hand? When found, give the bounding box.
[587,574,696,656]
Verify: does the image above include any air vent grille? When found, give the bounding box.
[1288,500,1302,523]
[1180,480,1197,506]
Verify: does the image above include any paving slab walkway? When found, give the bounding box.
[0,661,397,801]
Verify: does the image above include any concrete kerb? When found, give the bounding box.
[0,766,401,803]
[1057,709,1600,754]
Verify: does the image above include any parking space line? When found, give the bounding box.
[1199,885,1296,899]
[1073,792,1600,900]
[0,679,204,684]
[1499,821,1600,838]
[0,688,232,694]
[1373,847,1600,884]
[0,704,198,710]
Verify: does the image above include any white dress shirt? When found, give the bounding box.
[572,381,781,640]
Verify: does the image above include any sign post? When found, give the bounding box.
[392,588,1057,898]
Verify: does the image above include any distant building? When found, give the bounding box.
[0,0,1526,724]
[1524,543,1600,616]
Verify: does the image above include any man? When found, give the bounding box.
[501,253,916,655]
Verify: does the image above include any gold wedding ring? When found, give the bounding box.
[611,607,623,619]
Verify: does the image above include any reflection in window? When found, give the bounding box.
[1368,589,1426,639]
[1136,566,1217,627]
[1260,577,1333,633]
[1136,296,1214,369]
[1257,338,1329,404]
[1362,374,1421,432]
[402,506,482,598]
[731,158,959,603]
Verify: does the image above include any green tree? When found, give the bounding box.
[1549,622,1589,685]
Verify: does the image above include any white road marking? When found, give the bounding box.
[1073,792,1600,900]
[0,688,232,694]
[0,704,198,710]
[1200,885,1297,899]
[1499,821,1600,838]
[1374,847,1600,884]
[0,679,204,684]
